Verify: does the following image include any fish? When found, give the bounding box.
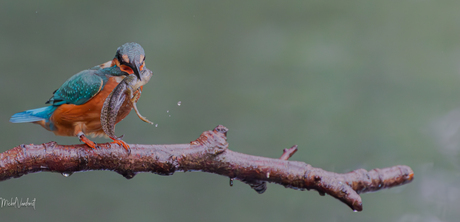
[101,68,153,140]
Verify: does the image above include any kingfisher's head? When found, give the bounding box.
[112,42,145,80]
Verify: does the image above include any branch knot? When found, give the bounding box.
[191,125,228,155]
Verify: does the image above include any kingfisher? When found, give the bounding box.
[9,42,148,151]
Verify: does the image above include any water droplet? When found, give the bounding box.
[169,115,171,117]
[166,110,169,113]
[155,124,158,127]
[229,178,234,186]
[35,11,38,13]
[353,210,358,213]
[177,101,181,106]
[266,172,270,178]
[61,172,73,177]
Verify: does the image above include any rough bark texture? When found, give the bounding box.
[0,125,414,211]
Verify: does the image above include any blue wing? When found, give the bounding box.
[46,70,107,105]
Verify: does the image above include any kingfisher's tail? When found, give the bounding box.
[9,106,57,123]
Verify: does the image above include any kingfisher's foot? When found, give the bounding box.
[77,133,97,149]
[111,139,131,154]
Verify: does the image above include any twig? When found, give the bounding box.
[0,125,413,211]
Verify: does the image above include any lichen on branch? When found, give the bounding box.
[0,125,414,211]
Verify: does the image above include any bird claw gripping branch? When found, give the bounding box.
[101,68,154,151]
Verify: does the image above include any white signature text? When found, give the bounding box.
[0,197,36,210]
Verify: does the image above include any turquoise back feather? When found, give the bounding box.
[46,69,108,105]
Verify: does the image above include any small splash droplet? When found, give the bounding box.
[36,11,38,13]
[177,101,181,106]
[166,110,169,113]
[155,124,158,127]
[266,172,270,178]
[230,178,234,186]
[61,172,73,177]
[353,210,358,213]
[169,115,171,117]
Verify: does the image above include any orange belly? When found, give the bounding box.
[48,76,139,137]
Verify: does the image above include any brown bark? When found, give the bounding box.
[0,125,413,211]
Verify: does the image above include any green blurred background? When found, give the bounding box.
[1,1,459,221]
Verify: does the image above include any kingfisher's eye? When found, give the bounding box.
[120,65,133,74]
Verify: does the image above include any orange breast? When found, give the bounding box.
[49,76,138,137]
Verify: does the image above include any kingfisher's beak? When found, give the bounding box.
[127,63,142,80]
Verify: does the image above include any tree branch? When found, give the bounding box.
[0,125,413,211]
